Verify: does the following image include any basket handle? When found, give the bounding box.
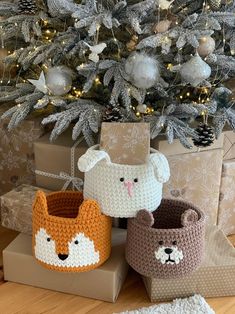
[78,199,102,220]
[136,209,154,227]
[33,190,48,216]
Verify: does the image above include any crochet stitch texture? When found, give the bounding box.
[78,145,170,218]
[126,199,206,279]
[32,190,112,272]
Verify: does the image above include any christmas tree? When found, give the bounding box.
[0,0,235,148]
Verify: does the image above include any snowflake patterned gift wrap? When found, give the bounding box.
[1,184,50,235]
[34,130,89,191]
[0,105,44,195]
[100,122,150,165]
[126,199,206,279]
[152,136,224,226]
[32,190,112,272]
[78,145,170,218]
[218,160,235,235]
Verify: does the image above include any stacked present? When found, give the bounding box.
[1,122,235,303]
[217,130,235,235]
[0,105,45,196]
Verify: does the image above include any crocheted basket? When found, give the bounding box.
[32,191,112,272]
[77,145,170,218]
[126,199,206,279]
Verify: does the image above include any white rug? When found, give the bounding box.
[116,295,215,314]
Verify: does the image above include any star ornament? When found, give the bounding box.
[158,0,175,10]
[28,71,48,94]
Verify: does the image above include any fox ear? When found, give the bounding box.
[136,209,154,227]
[78,199,102,220]
[33,190,48,216]
[78,145,110,172]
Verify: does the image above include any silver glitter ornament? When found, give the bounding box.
[136,104,147,113]
[46,66,72,96]
[180,54,211,87]
[125,53,160,89]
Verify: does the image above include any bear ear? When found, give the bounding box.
[77,145,111,172]
[149,149,170,183]
[181,209,199,227]
[78,199,102,220]
[33,191,48,216]
[136,210,154,227]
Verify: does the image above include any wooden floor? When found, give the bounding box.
[0,269,235,314]
[0,232,234,314]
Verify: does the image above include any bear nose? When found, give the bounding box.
[165,248,173,255]
[58,254,68,261]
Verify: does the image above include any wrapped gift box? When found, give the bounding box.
[218,160,235,235]
[100,122,150,165]
[34,131,89,191]
[1,185,50,235]
[152,136,224,226]
[0,105,44,195]
[223,130,235,160]
[3,228,129,303]
[142,225,235,302]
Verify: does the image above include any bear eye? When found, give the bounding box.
[47,238,51,242]
[74,240,79,245]
[159,240,164,245]
[134,178,138,183]
[120,177,124,182]
[172,241,177,245]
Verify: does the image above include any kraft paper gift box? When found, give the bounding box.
[152,136,224,226]
[3,228,129,303]
[1,184,50,235]
[142,225,235,302]
[223,130,235,160]
[0,105,45,195]
[100,122,150,165]
[34,130,89,191]
[218,160,235,235]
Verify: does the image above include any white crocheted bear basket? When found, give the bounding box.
[77,145,170,218]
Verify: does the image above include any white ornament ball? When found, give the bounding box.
[153,20,171,33]
[46,66,72,96]
[125,53,160,89]
[136,104,147,113]
[180,54,211,87]
[197,36,215,57]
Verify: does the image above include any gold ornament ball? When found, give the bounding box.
[136,104,147,113]
[126,35,138,52]
[153,20,171,33]
[197,36,215,58]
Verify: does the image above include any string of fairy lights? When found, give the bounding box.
[0,0,233,119]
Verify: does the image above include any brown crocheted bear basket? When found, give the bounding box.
[32,191,112,272]
[126,199,206,279]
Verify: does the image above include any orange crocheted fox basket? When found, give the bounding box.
[32,191,112,272]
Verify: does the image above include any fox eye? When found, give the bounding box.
[172,241,177,245]
[74,240,79,245]
[134,178,138,183]
[159,240,164,245]
[47,238,51,242]
[120,177,124,182]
